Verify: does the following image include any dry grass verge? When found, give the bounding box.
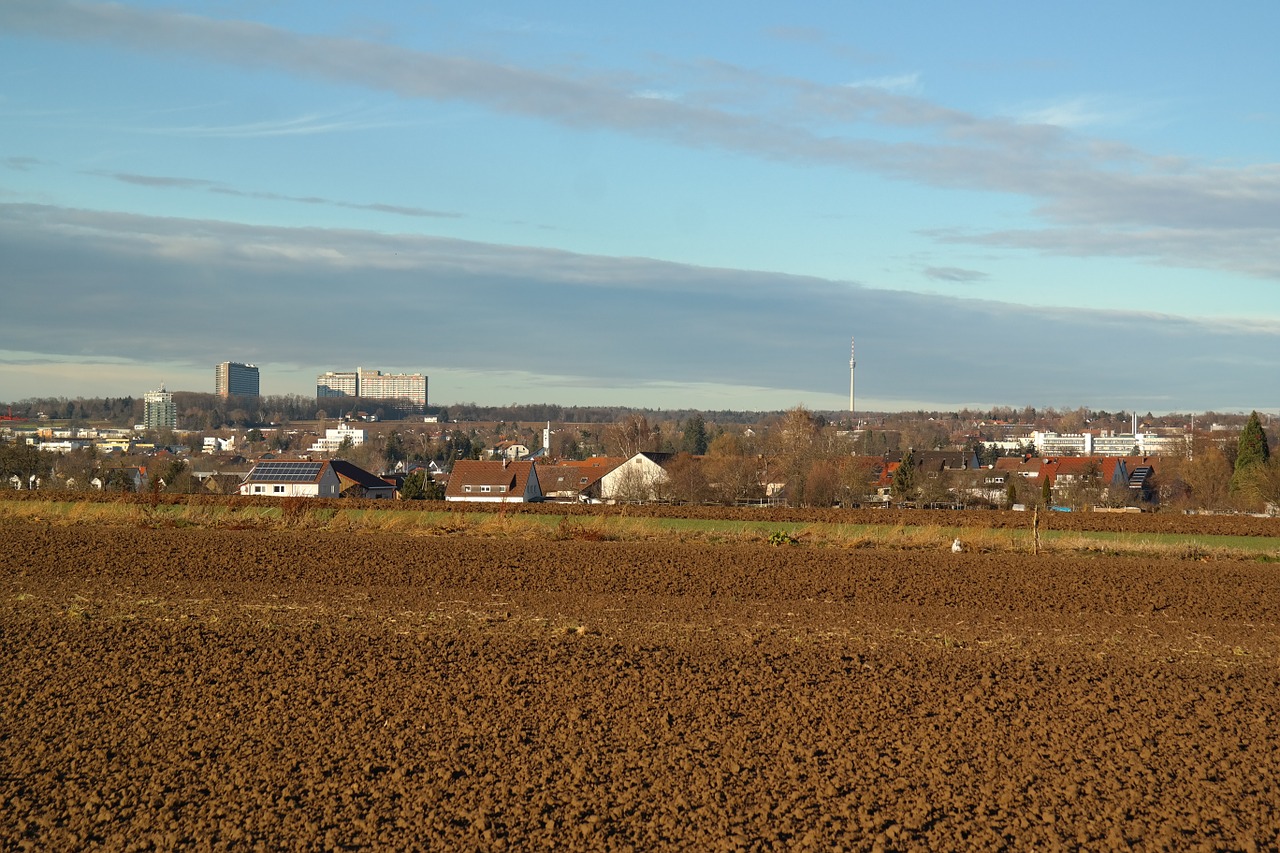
[2,496,1278,561]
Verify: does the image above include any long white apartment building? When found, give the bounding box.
[1031,430,1189,457]
[316,367,428,409]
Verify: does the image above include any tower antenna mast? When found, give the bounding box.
[849,336,856,416]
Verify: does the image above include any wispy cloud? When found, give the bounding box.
[845,73,922,96]
[94,171,217,189]
[209,187,463,219]
[89,169,463,220]
[4,156,43,171]
[4,0,1279,281]
[762,26,883,64]
[137,111,405,138]
[1012,95,1138,130]
[925,266,987,283]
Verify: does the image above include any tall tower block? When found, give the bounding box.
[849,337,856,415]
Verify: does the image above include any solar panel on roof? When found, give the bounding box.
[249,461,324,482]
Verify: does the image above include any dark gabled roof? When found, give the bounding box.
[330,459,393,490]
[1128,466,1155,487]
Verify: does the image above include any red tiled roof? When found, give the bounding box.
[445,460,537,498]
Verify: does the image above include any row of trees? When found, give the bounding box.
[605,407,1280,512]
[6,404,1278,512]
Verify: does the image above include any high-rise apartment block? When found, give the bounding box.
[359,369,428,408]
[144,385,177,430]
[316,367,428,409]
[316,371,360,399]
[215,362,260,398]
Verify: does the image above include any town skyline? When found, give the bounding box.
[3,358,1280,422]
[3,3,1280,411]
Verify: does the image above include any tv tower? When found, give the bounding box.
[849,336,856,416]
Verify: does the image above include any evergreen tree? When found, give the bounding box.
[1228,409,1269,491]
[681,414,709,455]
[400,469,444,500]
[1232,411,1270,492]
[383,430,407,466]
[1041,474,1053,506]
[892,451,915,502]
[1005,477,1018,509]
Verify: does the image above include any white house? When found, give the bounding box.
[599,452,675,502]
[239,460,341,497]
[491,440,530,460]
[203,436,237,454]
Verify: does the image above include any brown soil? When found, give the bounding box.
[4,520,1280,849]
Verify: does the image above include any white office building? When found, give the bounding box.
[1031,430,1187,457]
[307,422,367,453]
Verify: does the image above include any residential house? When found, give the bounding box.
[1118,456,1161,503]
[92,466,148,492]
[330,459,396,499]
[491,440,530,461]
[537,456,623,502]
[872,450,979,505]
[885,449,982,473]
[203,435,236,454]
[993,456,1134,507]
[239,460,342,497]
[599,452,675,502]
[193,470,247,495]
[445,459,543,503]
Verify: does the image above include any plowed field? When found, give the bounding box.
[4,520,1280,850]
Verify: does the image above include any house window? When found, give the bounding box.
[254,485,264,493]
[273,485,285,493]
[481,485,491,493]
[464,485,472,492]
[498,486,506,492]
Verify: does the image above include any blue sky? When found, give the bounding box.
[2,1,1279,413]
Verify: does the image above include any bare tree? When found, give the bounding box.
[766,406,821,507]
[1160,435,1233,511]
[704,433,762,505]
[835,456,878,507]
[605,414,656,458]
[665,452,711,504]
[801,460,838,507]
